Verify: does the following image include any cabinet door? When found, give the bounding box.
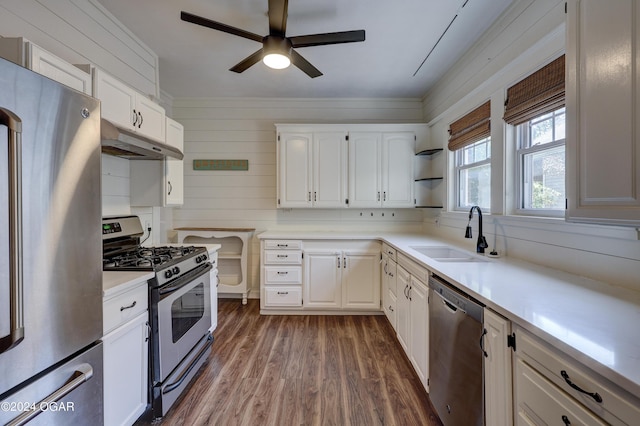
[165,118,184,206]
[566,0,640,225]
[342,250,381,310]
[29,44,92,95]
[135,95,166,142]
[396,265,411,352]
[348,132,382,207]
[314,132,348,208]
[484,309,512,426]
[409,276,428,387]
[278,132,312,208]
[93,68,136,131]
[303,250,341,308]
[382,132,415,207]
[103,312,148,426]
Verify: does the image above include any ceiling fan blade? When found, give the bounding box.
[229,49,264,73]
[181,11,264,43]
[268,0,288,37]
[289,30,365,48]
[290,50,322,78]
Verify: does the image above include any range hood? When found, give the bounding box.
[100,119,184,160]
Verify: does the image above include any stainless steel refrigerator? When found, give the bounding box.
[0,57,104,425]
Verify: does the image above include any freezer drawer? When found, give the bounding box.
[0,342,103,426]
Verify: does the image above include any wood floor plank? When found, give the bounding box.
[137,300,443,426]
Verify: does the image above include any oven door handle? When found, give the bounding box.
[159,263,212,296]
[0,107,24,355]
[162,334,213,395]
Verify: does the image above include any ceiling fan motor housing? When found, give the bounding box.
[263,36,293,57]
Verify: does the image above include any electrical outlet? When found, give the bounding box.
[145,220,151,230]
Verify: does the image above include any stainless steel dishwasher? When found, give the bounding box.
[429,274,485,426]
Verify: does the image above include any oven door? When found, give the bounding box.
[156,263,212,382]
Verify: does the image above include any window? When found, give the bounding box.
[517,107,565,212]
[448,100,491,211]
[455,137,491,210]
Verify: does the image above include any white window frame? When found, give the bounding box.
[454,137,491,211]
[515,107,565,217]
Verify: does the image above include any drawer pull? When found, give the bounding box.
[277,271,288,275]
[277,244,289,248]
[120,301,137,312]
[560,370,603,403]
[277,255,289,258]
[562,415,571,426]
[277,291,289,295]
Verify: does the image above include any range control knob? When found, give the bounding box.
[172,266,180,275]
[165,270,172,279]
[196,254,208,263]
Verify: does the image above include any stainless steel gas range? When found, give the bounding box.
[102,215,213,419]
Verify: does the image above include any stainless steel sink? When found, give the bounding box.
[409,245,488,263]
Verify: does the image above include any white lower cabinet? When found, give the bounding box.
[303,241,381,311]
[483,309,513,426]
[396,254,429,389]
[103,281,149,426]
[513,325,640,426]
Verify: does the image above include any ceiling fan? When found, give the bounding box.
[180,0,365,78]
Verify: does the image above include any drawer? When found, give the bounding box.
[264,250,302,265]
[515,358,606,426]
[398,253,430,283]
[103,284,148,334]
[264,240,302,250]
[264,266,303,285]
[264,287,302,307]
[382,243,397,261]
[516,326,640,425]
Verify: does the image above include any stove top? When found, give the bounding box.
[103,245,204,271]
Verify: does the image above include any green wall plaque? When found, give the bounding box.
[193,159,249,171]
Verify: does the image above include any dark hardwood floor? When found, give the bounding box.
[144,299,443,426]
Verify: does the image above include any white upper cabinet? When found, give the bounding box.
[277,128,347,208]
[566,0,640,225]
[0,37,92,95]
[277,124,422,209]
[130,118,185,207]
[348,131,415,208]
[93,68,166,143]
[164,118,184,206]
[382,132,416,207]
[313,132,348,207]
[348,132,383,207]
[277,132,313,208]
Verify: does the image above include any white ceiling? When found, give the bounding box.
[96,0,514,99]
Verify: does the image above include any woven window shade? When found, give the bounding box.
[503,55,565,126]
[448,101,491,151]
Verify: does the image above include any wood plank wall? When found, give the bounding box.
[0,0,158,97]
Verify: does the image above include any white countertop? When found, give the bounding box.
[258,230,640,398]
[103,270,154,299]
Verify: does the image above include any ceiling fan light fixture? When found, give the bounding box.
[263,52,291,69]
[262,36,292,70]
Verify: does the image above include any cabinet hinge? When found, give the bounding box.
[427,378,430,387]
[507,332,516,351]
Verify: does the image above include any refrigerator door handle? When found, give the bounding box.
[0,107,24,354]
[6,363,94,426]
